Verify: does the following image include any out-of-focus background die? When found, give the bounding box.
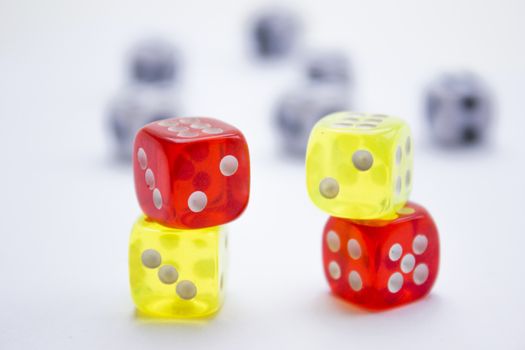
[250,6,301,60]
[424,71,493,147]
[108,38,181,161]
[275,51,353,157]
[305,51,351,86]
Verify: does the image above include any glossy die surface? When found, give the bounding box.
[322,202,439,310]
[129,216,227,318]
[425,71,493,145]
[134,117,250,229]
[306,111,413,220]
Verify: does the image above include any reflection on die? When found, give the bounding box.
[133,117,250,229]
[306,112,413,220]
[108,39,180,161]
[322,203,439,310]
[129,216,227,318]
[425,71,493,146]
[251,8,300,59]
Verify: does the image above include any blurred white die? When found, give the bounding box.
[109,85,179,161]
[425,72,493,145]
[274,52,352,156]
[305,51,352,86]
[275,85,350,156]
[252,8,300,58]
[129,38,179,84]
[108,38,181,161]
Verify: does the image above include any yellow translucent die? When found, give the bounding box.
[129,216,227,318]
[306,111,413,220]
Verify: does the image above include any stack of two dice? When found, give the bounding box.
[306,112,440,310]
[129,117,250,318]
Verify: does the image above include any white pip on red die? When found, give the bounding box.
[322,202,440,310]
[133,117,250,229]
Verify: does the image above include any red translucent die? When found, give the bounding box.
[322,202,439,310]
[133,117,250,229]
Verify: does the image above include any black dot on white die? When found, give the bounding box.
[461,95,478,111]
[131,40,176,84]
[462,127,479,143]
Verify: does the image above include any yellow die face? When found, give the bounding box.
[306,112,413,220]
[129,216,227,318]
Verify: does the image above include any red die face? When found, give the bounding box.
[322,202,439,310]
[133,117,250,229]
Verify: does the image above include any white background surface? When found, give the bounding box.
[1,0,525,348]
